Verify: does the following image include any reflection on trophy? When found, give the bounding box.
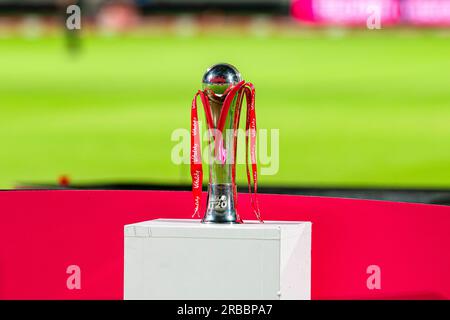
[190,63,262,224]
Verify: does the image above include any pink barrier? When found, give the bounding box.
[0,190,449,299]
[291,0,400,26]
[402,0,450,26]
[292,0,450,26]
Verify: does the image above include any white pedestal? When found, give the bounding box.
[124,219,311,300]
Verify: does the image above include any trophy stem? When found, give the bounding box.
[202,183,240,224]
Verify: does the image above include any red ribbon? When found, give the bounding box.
[190,82,262,223]
[190,91,203,218]
[243,83,262,222]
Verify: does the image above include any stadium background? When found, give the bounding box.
[0,0,449,204]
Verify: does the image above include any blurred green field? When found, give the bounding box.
[0,31,449,189]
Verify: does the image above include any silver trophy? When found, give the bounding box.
[190,63,261,224]
[202,64,242,223]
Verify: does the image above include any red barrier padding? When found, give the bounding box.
[0,190,449,299]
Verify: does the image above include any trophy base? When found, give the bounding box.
[201,220,240,224]
[203,183,240,224]
[201,214,241,224]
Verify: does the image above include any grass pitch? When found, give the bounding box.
[0,30,449,189]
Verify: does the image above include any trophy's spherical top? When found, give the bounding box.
[202,63,242,95]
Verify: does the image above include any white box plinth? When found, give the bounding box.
[124,219,311,300]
